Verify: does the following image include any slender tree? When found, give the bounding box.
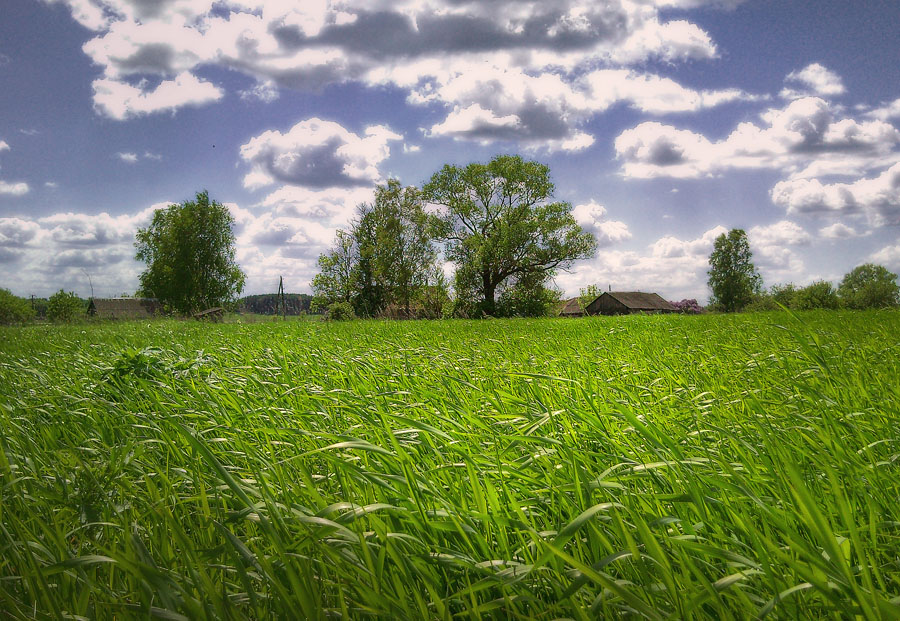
[707,228,762,312]
[311,229,356,310]
[135,191,245,314]
[423,155,596,316]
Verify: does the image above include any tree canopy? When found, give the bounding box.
[707,228,761,313]
[423,154,596,316]
[838,263,900,309]
[135,191,245,314]
[311,180,441,318]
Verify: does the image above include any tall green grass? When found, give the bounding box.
[1,312,899,618]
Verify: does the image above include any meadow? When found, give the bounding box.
[1,312,899,619]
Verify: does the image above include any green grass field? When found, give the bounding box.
[1,312,899,619]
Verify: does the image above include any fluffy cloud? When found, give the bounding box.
[780,63,845,100]
[0,181,30,196]
[0,141,30,196]
[770,162,900,226]
[866,98,900,122]
[870,244,900,271]
[92,72,224,120]
[616,97,900,180]
[571,201,632,246]
[54,0,754,147]
[117,152,138,163]
[819,222,860,239]
[240,118,401,189]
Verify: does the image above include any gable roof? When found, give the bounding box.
[558,297,583,316]
[602,291,676,311]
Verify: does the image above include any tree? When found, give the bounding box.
[0,288,35,324]
[579,284,602,311]
[311,229,356,312]
[838,263,900,309]
[707,228,762,313]
[135,191,245,314]
[423,155,596,316]
[47,290,83,322]
[312,180,438,318]
[369,180,435,315]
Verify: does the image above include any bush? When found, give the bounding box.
[670,299,703,314]
[769,283,797,308]
[324,301,356,321]
[744,294,779,312]
[795,281,839,310]
[47,290,83,322]
[0,288,35,324]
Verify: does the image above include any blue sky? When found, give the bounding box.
[2,0,900,301]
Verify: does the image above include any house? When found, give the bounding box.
[558,297,584,317]
[584,291,676,316]
[87,298,161,320]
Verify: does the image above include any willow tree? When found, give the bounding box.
[423,155,596,316]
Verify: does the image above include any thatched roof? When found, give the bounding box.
[558,297,584,316]
[88,298,160,319]
[598,291,676,312]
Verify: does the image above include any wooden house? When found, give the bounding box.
[87,298,160,320]
[584,291,676,316]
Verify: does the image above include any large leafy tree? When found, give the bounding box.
[423,155,596,316]
[135,191,245,314]
[707,228,762,313]
[838,263,900,309]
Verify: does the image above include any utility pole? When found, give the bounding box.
[277,276,286,321]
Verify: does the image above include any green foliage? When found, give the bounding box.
[579,284,602,310]
[769,283,798,308]
[838,263,900,309]
[496,272,562,317]
[707,228,762,312]
[795,280,839,310]
[46,289,83,322]
[324,300,356,321]
[0,288,35,324]
[424,154,596,316]
[312,182,437,318]
[311,229,356,311]
[2,313,900,618]
[135,190,246,315]
[238,293,313,315]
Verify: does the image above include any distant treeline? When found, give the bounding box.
[237,293,315,315]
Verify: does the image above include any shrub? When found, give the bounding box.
[670,299,703,314]
[0,288,35,324]
[324,301,356,321]
[47,290,83,322]
[744,294,779,311]
[795,281,839,310]
[769,283,798,308]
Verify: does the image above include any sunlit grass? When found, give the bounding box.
[1,312,899,618]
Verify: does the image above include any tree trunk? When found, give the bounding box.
[482,273,496,317]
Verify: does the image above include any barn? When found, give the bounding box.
[87,298,161,320]
[584,292,676,316]
[558,297,584,317]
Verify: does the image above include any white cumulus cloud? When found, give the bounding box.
[240,118,401,189]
